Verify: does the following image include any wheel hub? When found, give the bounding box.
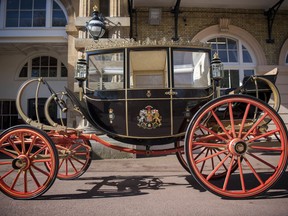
[228,138,247,155]
[12,155,30,170]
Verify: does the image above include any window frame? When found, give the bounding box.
[207,36,256,87]
[1,0,67,29]
[16,54,68,80]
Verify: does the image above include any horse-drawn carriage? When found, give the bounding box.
[0,39,287,199]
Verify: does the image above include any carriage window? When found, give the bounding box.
[88,51,124,90]
[173,51,211,88]
[129,50,168,88]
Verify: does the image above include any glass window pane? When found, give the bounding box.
[242,45,253,63]
[34,0,46,9]
[53,1,61,10]
[32,57,40,66]
[217,38,227,49]
[218,51,228,62]
[3,116,10,128]
[33,11,46,27]
[20,11,32,27]
[7,0,19,9]
[32,67,40,77]
[41,56,49,66]
[221,70,230,88]
[6,11,19,27]
[50,67,57,77]
[227,39,237,49]
[2,101,10,114]
[173,50,210,88]
[20,0,32,9]
[228,50,238,62]
[10,101,17,114]
[230,70,240,88]
[19,67,28,77]
[61,64,67,77]
[41,67,49,77]
[50,57,57,66]
[244,70,254,77]
[88,52,124,90]
[52,11,67,26]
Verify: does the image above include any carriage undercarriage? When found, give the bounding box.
[0,44,287,200]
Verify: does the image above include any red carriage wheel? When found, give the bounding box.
[175,140,240,178]
[0,125,58,199]
[185,94,288,198]
[46,138,92,180]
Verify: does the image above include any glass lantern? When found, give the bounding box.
[211,52,224,80]
[86,6,106,40]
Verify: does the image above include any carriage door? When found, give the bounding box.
[127,48,172,138]
[171,49,212,134]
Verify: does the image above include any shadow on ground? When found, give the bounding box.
[38,175,188,200]
[38,171,288,200]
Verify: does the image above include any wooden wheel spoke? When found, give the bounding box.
[31,164,50,177]
[24,170,28,193]
[70,156,85,166]
[0,149,17,159]
[247,129,280,143]
[211,110,232,139]
[243,157,264,185]
[242,112,268,140]
[247,152,276,170]
[33,158,54,163]
[19,133,26,154]
[206,153,230,180]
[194,142,226,148]
[249,146,282,151]
[237,156,245,192]
[238,103,251,138]
[8,138,21,155]
[196,150,227,164]
[0,169,14,180]
[30,145,47,159]
[11,170,21,190]
[198,124,228,142]
[29,168,41,188]
[26,135,37,155]
[223,155,235,190]
[58,158,65,170]
[194,147,207,161]
[200,148,210,173]
[0,161,13,166]
[68,158,78,173]
[229,102,236,138]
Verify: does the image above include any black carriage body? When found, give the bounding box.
[84,45,213,145]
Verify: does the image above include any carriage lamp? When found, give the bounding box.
[86,6,106,40]
[211,53,224,97]
[75,55,87,101]
[211,52,224,80]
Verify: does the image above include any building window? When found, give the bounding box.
[5,0,67,28]
[208,37,255,89]
[0,100,19,130]
[52,1,66,27]
[286,53,288,64]
[19,56,67,78]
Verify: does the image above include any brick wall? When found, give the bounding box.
[133,8,288,65]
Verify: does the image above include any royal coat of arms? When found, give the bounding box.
[137,105,162,129]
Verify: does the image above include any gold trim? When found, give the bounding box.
[110,132,186,140]
[85,93,214,102]
[86,37,211,52]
